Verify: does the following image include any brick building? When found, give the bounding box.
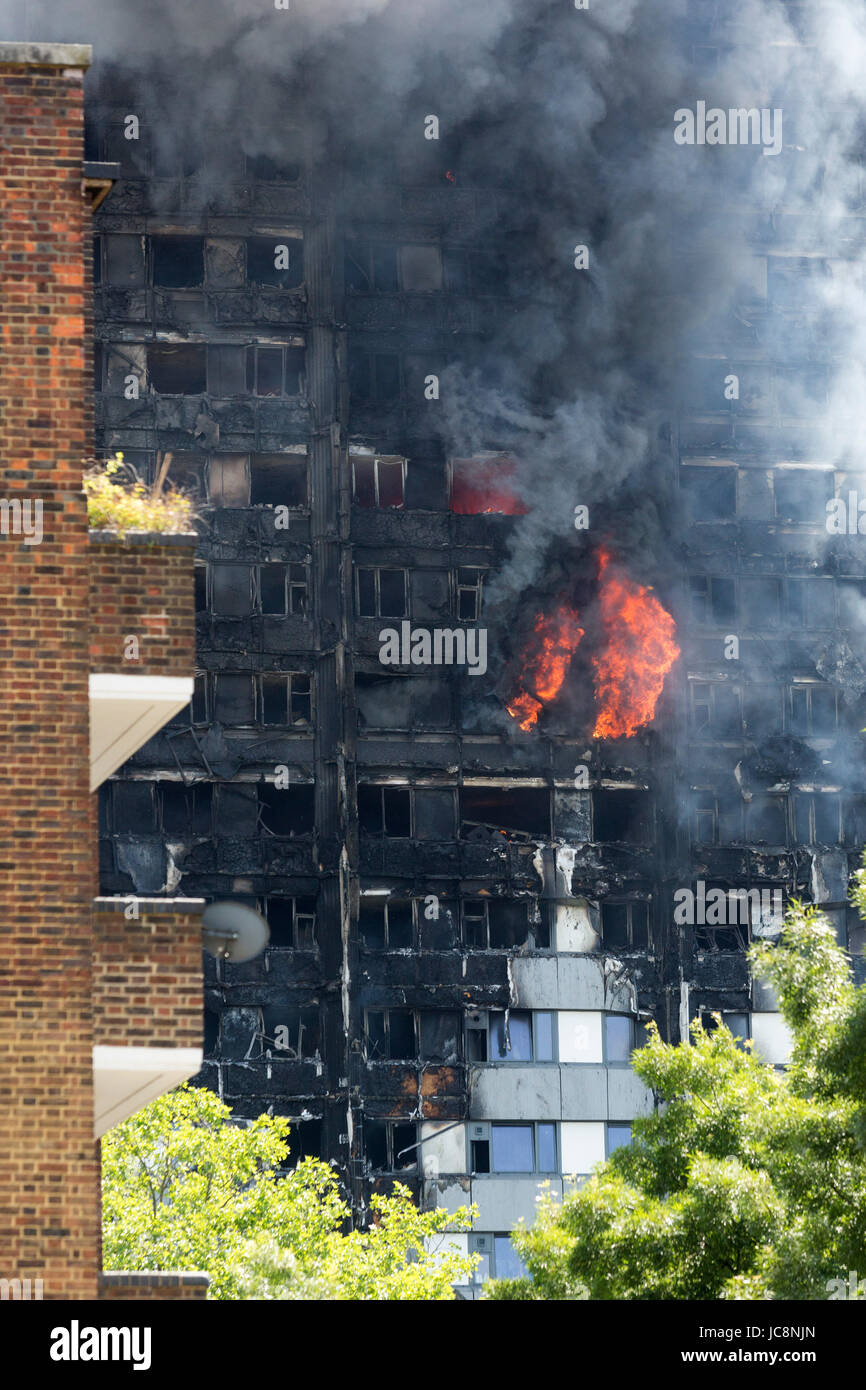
[0,43,202,1301]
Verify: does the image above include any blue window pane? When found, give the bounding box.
[605,1014,632,1063]
[490,1011,532,1060]
[535,1011,554,1061]
[537,1122,557,1172]
[491,1124,534,1172]
[607,1123,632,1154]
[494,1235,528,1281]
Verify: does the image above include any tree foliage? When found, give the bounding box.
[102,1085,476,1300]
[485,897,866,1300]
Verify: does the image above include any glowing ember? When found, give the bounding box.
[506,605,584,730]
[591,548,679,739]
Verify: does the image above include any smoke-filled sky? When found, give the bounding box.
[4,0,866,613]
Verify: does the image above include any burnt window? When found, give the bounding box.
[747,797,788,845]
[489,1011,536,1061]
[774,469,832,522]
[795,792,842,845]
[93,236,102,285]
[691,792,742,844]
[151,236,205,288]
[787,683,837,736]
[254,561,309,615]
[246,344,305,396]
[679,465,736,520]
[399,244,443,292]
[365,1009,416,1060]
[787,578,835,628]
[365,1120,417,1172]
[207,345,247,397]
[462,898,537,950]
[460,787,551,840]
[263,896,317,949]
[348,349,401,404]
[259,673,312,726]
[455,568,485,621]
[250,454,308,507]
[260,1005,321,1058]
[442,248,469,293]
[469,251,509,296]
[359,897,414,950]
[694,891,752,952]
[689,575,736,625]
[352,455,405,508]
[194,565,207,612]
[419,1011,461,1062]
[258,783,315,836]
[204,1009,219,1056]
[355,567,408,618]
[246,152,302,183]
[741,577,782,627]
[593,790,653,844]
[689,682,742,737]
[247,236,302,288]
[357,785,412,837]
[213,672,255,725]
[601,901,650,951]
[104,234,146,286]
[147,344,207,394]
[110,781,157,834]
[211,563,252,616]
[159,782,213,836]
[344,241,399,293]
[94,341,104,391]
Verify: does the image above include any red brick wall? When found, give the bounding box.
[100,1271,209,1301]
[0,48,98,1299]
[89,536,196,676]
[93,903,204,1050]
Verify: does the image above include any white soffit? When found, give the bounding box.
[89,673,193,792]
[92,1045,203,1138]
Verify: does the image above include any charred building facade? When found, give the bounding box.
[61,0,866,1290]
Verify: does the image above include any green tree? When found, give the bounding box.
[102,1084,475,1299]
[485,897,866,1300]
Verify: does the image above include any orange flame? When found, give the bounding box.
[591,548,679,739]
[506,605,585,731]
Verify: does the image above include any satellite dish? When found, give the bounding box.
[202,901,270,962]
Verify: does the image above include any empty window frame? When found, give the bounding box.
[357,785,412,837]
[460,787,551,841]
[794,792,842,845]
[151,235,205,288]
[157,781,213,836]
[689,682,743,737]
[250,454,308,508]
[359,896,415,949]
[746,796,788,845]
[355,567,408,618]
[679,465,736,520]
[259,673,312,726]
[260,1004,322,1059]
[692,885,753,951]
[352,455,406,508]
[247,236,303,288]
[774,468,833,523]
[465,1009,555,1063]
[787,682,838,736]
[601,900,650,951]
[470,1123,557,1175]
[246,343,305,396]
[262,895,317,949]
[364,1008,417,1060]
[255,562,308,616]
[454,567,485,621]
[593,790,653,844]
[258,783,315,836]
[147,343,207,394]
[689,575,736,625]
[461,897,545,949]
[691,791,743,845]
[365,1119,418,1172]
[700,1009,751,1045]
